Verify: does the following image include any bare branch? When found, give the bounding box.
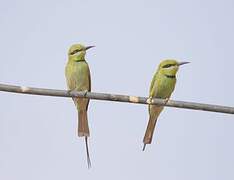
[0,83,233,115]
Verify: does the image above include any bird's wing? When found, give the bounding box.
[65,63,77,91]
[148,72,159,113]
[87,62,91,92]
[149,72,158,98]
[86,62,91,110]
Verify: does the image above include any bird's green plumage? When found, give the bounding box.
[65,44,94,168]
[143,59,189,150]
[150,73,174,98]
[65,44,91,112]
[65,59,91,110]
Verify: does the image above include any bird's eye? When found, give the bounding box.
[70,49,81,55]
[162,64,175,68]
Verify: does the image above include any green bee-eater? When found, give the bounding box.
[65,44,94,168]
[143,60,189,150]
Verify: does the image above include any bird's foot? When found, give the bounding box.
[67,89,76,96]
[164,98,169,105]
[146,96,153,104]
[81,90,89,97]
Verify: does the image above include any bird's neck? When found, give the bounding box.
[159,71,176,79]
[69,55,86,62]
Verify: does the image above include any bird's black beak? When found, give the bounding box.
[85,46,95,50]
[178,62,190,66]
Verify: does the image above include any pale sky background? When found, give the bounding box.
[0,0,234,179]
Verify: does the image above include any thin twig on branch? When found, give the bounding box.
[0,83,233,115]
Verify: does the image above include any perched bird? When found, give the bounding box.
[143,60,189,151]
[65,44,94,168]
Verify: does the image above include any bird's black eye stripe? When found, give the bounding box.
[162,64,176,68]
[70,49,81,55]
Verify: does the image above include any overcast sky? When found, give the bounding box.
[1,0,234,179]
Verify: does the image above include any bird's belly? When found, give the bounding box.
[156,79,176,98]
[73,73,88,89]
[66,63,90,91]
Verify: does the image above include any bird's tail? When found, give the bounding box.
[143,116,158,151]
[143,105,163,151]
[78,110,90,137]
[78,110,91,168]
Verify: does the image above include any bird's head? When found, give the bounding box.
[158,59,190,77]
[68,44,95,61]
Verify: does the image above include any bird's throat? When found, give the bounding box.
[76,59,86,62]
[164,74,176,78]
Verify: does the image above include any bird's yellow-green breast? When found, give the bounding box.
[65,60,90,92]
